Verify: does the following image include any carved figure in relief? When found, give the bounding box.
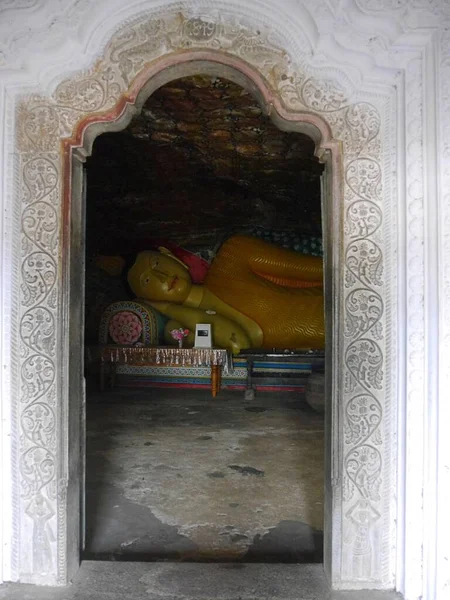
[26,493,55,574]
[126,235,324,354]
[344,499,381,578]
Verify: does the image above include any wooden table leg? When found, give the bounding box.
[211,364,221,397]
[217,364,222,393]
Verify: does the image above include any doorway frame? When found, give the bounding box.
[74,55,340,572]
[9,9,397,590]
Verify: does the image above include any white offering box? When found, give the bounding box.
[194,323,212,348]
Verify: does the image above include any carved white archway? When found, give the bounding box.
[12,9,396,589]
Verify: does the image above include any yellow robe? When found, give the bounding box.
[204,235,325,349]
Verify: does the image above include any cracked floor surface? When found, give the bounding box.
[0,562,404,599]
[85,387,324,563]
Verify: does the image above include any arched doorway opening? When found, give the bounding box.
[82,72,328,563]
[66,54,338,578]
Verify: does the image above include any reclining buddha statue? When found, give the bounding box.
[126,235,325,354]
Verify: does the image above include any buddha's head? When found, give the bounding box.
[128,249,192,303]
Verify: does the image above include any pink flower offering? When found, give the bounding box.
[170,327,190,341]
[170,327,190,347]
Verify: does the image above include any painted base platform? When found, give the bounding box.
[113,356,324,393]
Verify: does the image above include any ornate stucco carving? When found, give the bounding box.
[0,0,448,597]
[277,62,389,582]
[14,8,393,586]
[17,150,59,581]
[350,2,450,597]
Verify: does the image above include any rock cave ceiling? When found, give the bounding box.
[86,75,324,255]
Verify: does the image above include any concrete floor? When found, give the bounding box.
[0,563,403,600]
[0,388,403,599]
[85,387,324,563]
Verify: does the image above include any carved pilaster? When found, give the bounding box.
[17,150,60,581]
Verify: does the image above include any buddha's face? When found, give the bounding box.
[128,251,192,303]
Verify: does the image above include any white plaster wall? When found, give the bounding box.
[0,1,449,598]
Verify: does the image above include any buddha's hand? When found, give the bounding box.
[141,301,250,354]
[228,332,244,355]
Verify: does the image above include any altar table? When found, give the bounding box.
[100,345,232,397]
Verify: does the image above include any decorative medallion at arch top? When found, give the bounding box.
[15,9,389,586]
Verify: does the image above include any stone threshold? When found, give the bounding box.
[0,562,403,599]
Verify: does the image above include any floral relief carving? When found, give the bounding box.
[18,141,60,578]
[278,78,381,159]
[23,157,59,205]
[346,200,382,238]
[21,403,56,447]
[54,77,111,112]
[345,395,383,447]
[22,202,58,255]
[110,19,171,86]
[345,158,382,202]
[344,103,381,150]
[229,30,287,69]
[339,97,385,558]
[20,106,60,152]
[345,339,384,392]
[345,288,383,340]
[345,239,384,288]
[21,254,57,308]
[20,355,55,404]
[300,77,348,112]
[276,71,308,110]
[344,444,382,501]
[52,69,123,137]
[20,308,56,355]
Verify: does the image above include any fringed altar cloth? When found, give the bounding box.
[100,345,233,375]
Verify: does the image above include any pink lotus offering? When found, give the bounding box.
[170,327,190,348]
